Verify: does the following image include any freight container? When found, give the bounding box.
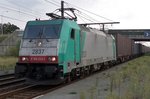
[132,43,142,56]
[110,33,133,61]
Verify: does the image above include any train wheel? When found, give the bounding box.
[64,73,71,83]
[80,67,85,78]
[86,66,90,75]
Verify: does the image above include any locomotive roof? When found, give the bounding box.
[27,19,64,25]
[79,25,107,37]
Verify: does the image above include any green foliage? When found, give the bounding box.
[0,57,17,70]
[107,56,150,99]
[0,22,19,34]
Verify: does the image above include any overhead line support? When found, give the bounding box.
[61,1,64,19]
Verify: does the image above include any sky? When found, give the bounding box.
[1,0,150,30]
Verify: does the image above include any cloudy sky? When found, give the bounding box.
[0,0,150,30]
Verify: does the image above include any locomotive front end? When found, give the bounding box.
[15,20,64,85]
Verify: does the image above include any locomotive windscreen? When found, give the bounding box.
[23,24,61,39]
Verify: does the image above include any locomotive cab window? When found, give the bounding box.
[70,29,75,39]
[23,24,61,39]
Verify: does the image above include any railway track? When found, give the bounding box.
[0,79,83,99]
[0,61,131,99]
[0,75,76,99]
[0,74,25,89]
[0,70,110,99]
[0,78,25,87]
[0,74,14,81]
[0,74,66,99]
[0,74,27,98]
[0,84,36,99]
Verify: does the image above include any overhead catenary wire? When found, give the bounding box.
[64,1,114,22]
[44,0,60,7]
[0,0,62,24]
[0,15,26,22]
[0,0,116,27]
[76,10,100,22]
[44,0,98,22]
[49,0,60,4]
[75,12,88,23]
[75,12,95,23]
[5,0,43,17]
[0,5,37,18]
[0,2,39,18]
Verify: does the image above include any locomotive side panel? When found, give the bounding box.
[80,26,116,67]
[58,20,81,73]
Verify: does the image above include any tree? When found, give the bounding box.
[0,22,20,34]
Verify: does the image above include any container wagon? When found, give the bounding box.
[110,33,133,62]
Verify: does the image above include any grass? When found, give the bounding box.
[107,54,150,99]
[76,54,150,99]
[5,41,20,57]
[0,57,18,71]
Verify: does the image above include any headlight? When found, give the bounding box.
[21,57,29,62]
[48,56,58,63]
[51,57,56,62]
[22,57,26,61]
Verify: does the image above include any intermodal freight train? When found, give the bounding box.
[15,6,150,85]
[15,18,150,85]
[15,19,117,85]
